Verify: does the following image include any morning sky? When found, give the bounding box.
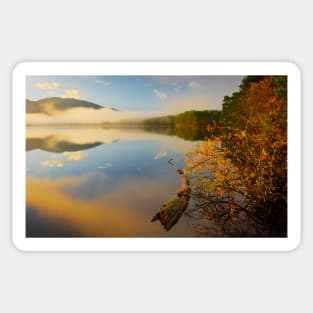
[26,76,243,113]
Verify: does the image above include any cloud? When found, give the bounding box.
[27,106,154,124]
[36,82,60,90]
[35,82,85,99]
[154,151,167,160]
[189,81,200,88]
[63,89,82,99]
[95,80,112,86]
[154,89,168,101]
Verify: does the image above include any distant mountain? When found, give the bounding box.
[26,97,119,115]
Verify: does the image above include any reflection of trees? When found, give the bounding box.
[175,126,209,141]
[142,125,176,137]
[184,77,287,237]
[142,125,209,141]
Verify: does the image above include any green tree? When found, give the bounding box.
[142,110,222,140]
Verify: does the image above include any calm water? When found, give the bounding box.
[26,126,201,237]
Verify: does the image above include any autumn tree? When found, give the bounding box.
[184,76,287,237]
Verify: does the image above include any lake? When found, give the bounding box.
[26,126,203,237]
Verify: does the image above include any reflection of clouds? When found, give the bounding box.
[154,151,167,160]
[64,151,86,161]
[41,151,86,168]
[26,173,181,236]
[95,80,112,86]
[41,160,64,168]
[97,162,112,169]
[27,127,202,236]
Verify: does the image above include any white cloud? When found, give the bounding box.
[26,107,154,124]
[154,89,168,101]
[95,80,112,86]
[63,89,82,99]
[189,81,200,88]
[36,82,85,99]
[36,82,60,90]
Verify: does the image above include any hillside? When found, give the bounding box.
[26,97,119,115]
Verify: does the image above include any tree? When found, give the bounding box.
[184,76,287,237]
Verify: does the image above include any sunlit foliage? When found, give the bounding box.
[185,76,287,237]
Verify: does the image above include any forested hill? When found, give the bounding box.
[142,110,221,128]
[26,97,119,115]
[142,110,222,140]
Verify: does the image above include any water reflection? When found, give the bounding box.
[26,126,198,237]
[26,136,102,153]
[142,125,210,141]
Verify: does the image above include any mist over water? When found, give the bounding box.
[26,107,155,124]
[26,95,219,125]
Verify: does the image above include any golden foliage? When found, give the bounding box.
[184,77,287,236]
